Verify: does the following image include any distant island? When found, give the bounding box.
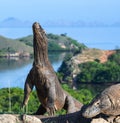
[0,33,86,57]
[0,17,120,28]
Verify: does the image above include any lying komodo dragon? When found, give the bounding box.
[22,22,83,115]
[82,84,120,122]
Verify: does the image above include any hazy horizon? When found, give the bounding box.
[0,0,120,24]
[0,0,120,50]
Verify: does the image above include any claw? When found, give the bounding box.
[46,106,56,116]
[21,103,28,114]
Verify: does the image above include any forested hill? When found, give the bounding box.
[18,33,86,51]
[58,48,120,83]
[0,33,86,57]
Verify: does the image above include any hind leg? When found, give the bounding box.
[64,96,76,113]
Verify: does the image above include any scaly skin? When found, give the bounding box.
[82,84,120,118]
[22,22,83,116]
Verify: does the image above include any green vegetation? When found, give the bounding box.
[18,33,86,52]
[76,61,120,83]
[0,34,86,56]
[108,50,120,65]
[0,88,39,114]
[58,50,120,83]
[58,53,74,81]
[48,41,62,51]
[0,85,94,114]
[62,84,93,104]
[76,50,120,83]
[0,35,33,56]
[17,35,33,47]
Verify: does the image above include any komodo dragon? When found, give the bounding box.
[82,84,120,119]
[22,22,83,115]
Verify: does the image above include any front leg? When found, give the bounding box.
[22,72,34,108]
[46,83,56,116]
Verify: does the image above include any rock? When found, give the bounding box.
[91,118,109,123]
[114,116,120,123]
[0,114,20,123]
[1,114,120,123]
[0,114,42,123]
[22,115,42,123]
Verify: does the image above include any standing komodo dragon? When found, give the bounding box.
[22,22,83,115]
[82,84,120,120]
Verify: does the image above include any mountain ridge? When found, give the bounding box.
[1,17,120,28]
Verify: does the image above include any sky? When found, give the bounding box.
[0,0,120,23]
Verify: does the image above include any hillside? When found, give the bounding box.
[0,35,32,57]
[18,33,86,51]
[58,48,120,83]
[0,34,86,57]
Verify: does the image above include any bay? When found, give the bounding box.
[0,52,66,88]
[0,26,120,89]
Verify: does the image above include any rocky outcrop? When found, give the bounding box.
[0,114,19,123]
[99,50,116,63]
[0,114,120,123]
[0,114,42,123]
[71,49,115,65]
[59,48,116,83]
[2,52,30,58]
[91,118,109,123]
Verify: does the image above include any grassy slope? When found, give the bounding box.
[18,33,86,51]
[0,33,86,56]
[0,35,33,54]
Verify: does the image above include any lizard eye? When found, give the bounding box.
[95,101,100,106]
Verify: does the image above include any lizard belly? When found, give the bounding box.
[55,99,65,110]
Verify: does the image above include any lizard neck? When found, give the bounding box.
[32,22,49,67]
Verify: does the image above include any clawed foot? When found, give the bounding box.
[46,106,56,116]
[21,104,28,114]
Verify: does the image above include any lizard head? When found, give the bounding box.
[82,96,101,118]
[82,94,111,118]
[32,22,47,49]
